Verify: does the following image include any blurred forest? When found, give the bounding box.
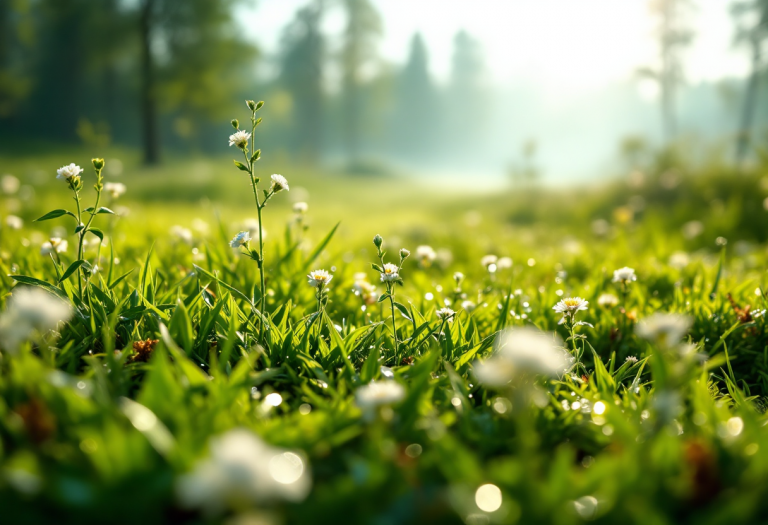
[1,0,768,180]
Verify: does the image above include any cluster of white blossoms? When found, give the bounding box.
[380,263,399,282]
[228,130,251,150]
[636,313,692,348]
[270,174,289,193]
[355,380,405,411]
[40,237,68,256]
[474,328,570,386]
[229,231,250,248]
[56,163,83,181]
[436,307,455,323]
[612,266,637,284]
[416,245,436,267]
[104,182,126,199]
[552,297,589,322]
[176,428,310,516]
[307,269,333,288]
[0,287,73,353]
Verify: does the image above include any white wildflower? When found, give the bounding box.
[228,130,251,149]
[461,300,476,313]
[293,202,308,214]
[56,163,83,181]
[416,245,436,266]
[104,182,126,199]
[625,356,638,364]
[612,267,637,284]
[453,272,464,284]
[552,297,589,320]
[41,237,68,255]
[5,215,23,230]
[474,328,569,386]
[229,231,250,248]
[597,293,619,308]
[0,287,72,353]
[380,263,399,282]
[353,279,377,305]
[636,313,692,347]
[307,269,333,288]
[175,428,310,516]
[270,174,289,192]
[436,307,455,322]
[355,381,405,410]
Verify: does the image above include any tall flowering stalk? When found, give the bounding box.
[552,297,590,370]
[39,159,112,298]
[371,235,409,354]
[229,100,289,338]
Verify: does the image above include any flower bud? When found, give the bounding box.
[399,248,410,260]
[231,118,239,129]
[373,234,383,249]
[92,158,105,170]
[246,100,257,111]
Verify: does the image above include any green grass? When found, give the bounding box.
[1,145,768,524]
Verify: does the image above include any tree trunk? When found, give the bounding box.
[140,0,160,165]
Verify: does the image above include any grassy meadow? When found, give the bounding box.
[2,131,768,524]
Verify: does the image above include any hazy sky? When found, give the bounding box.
[242,0,749,93]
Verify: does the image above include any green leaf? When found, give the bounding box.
[394,302,412,320]
[251,149,261,162]
[371,263,383,273]
[302,222,340,271]
[108,268,135,289]
[89,228,104,241]
[96,207,116,215]
[377,293,390,303]
[233,160,249,172]
[10,275,68,300]
[59,260,87,283]
[35,209,75,222]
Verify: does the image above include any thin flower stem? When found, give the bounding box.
[74,190,83,298]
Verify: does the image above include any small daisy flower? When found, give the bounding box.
[380,263,399,282]
[612,267,637,284]
[436,307,455,322]
[625,356,638,364]
[353,279,377,305]
[293,202,308,214]
[553,297,589,321]
[41,237,68,255]
[270,174,289,192]
[229,231,251,248]
[307,269,333,288]
[453,272,464,284]
[56,163,83,181]
[228,130,251,149]
[416,245,436,266]
[104,182,126,199]
[461,300,476,313]
[597,293,619,308]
